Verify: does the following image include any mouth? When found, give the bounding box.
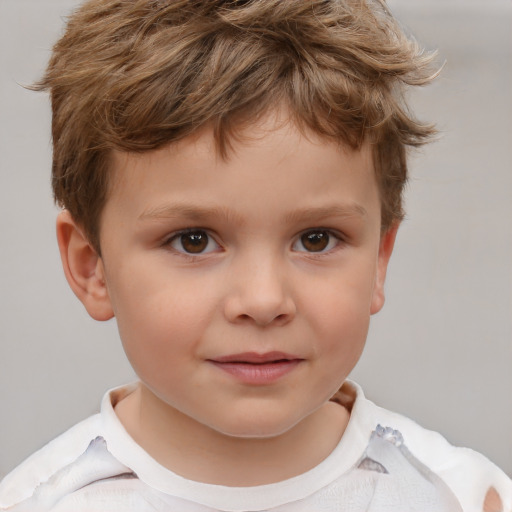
[208,352,303,385]
[211,351,301,364]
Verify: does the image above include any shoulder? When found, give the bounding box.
[348,381,512,512]
[0,414,103,508]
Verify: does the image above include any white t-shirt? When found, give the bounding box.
[0,381,510,512]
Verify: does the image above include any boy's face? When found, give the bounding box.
[85,112,395,438]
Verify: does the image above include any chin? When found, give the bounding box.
[224,427,288,439]
[210,412,304,440]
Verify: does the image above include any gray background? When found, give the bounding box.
[1,0,511,479]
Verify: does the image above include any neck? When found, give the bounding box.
[115,382,350,486]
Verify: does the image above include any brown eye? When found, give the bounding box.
[170,230,218,254]
[181,232,208,253]
[300,230,330,252]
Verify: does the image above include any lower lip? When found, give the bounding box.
[209,360,302,385]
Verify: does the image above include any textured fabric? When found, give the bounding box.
[1,382,510,512]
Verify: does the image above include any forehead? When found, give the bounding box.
[103,112,378,231]
[110,110,373,184]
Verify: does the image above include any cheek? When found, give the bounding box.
[109,270,217,376]
[302,265,376,364]
[316,299,370,362]
[305,263,376,328]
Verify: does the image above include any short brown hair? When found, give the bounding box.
[35,0,437,253]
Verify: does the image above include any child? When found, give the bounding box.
[0,0,510,510]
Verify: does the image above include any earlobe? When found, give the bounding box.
[370,223,399,315]
[56,210,114,321]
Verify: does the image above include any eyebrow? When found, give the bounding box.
[139,204,244,224]
[139,203,367,224]
[283,204,367,224]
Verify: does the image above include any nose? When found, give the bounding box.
[223,255,296,327]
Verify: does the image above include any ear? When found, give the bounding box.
[370,223,399,315]
[56,210,114,321]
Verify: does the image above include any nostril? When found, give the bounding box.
[224,292,296,326]
[232,312,291,326]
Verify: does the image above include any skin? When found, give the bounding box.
[57,111,398,486]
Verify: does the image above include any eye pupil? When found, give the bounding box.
[181,231,208,253]
[301,231,329,252]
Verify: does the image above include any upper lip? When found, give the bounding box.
[210,352,302,364]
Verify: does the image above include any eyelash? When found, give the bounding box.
[292,229,345,255]
[162,228,345,258]
[163,229,221,258]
